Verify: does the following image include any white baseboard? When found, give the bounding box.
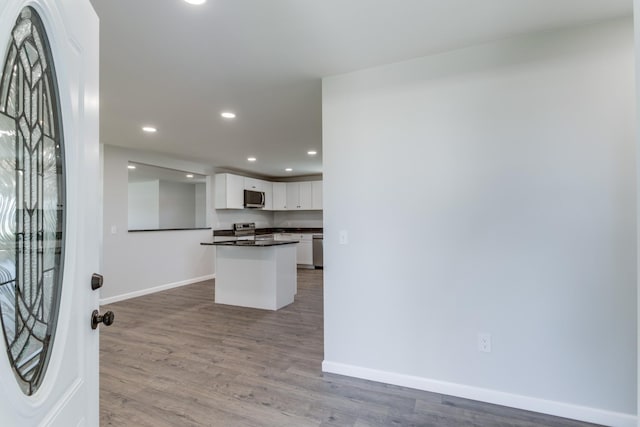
[99,274,216,305]
[322,361,637,427]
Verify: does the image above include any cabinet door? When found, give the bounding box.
[273,183,287,210]
[262,182,273,210]
[299,182,312,209]
[244,177,261,190]
[296,235,313,265]
[312,181,323,210]
[286,182,300,210]
[215,173,244,209]
[228,174,245,208]
[300,242,313,265]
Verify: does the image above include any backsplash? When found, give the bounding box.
[273,211,323,228]
[213,209,323,229]
[214,209,273,229]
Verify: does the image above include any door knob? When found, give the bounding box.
[91,310,115,329]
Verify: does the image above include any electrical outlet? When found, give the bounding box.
[339,230,348,245]
[478,333,491,353]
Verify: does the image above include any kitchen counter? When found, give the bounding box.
[213,227,323,237]
[201,240,298,247]
[208,239,297,310]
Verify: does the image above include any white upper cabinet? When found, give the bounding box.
[215,173,322,211]
[286,182,299,209]
[244,177,261,191]
[272,182,287,210]
[312,181,322,210]
[263,183,273,210]
[215,173,244,209]
[299,182,312,209]
[286,182,313,210]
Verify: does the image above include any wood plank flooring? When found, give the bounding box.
[100,270,602,427]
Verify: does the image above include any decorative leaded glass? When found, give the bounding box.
[0,7,65,396]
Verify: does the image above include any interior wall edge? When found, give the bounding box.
[633,0,640,423]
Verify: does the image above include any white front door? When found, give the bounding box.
[0,0,100,426]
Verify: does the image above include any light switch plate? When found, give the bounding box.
[478,333,491,353]
[339,230,348,245]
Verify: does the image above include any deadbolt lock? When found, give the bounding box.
[91,273,103,291]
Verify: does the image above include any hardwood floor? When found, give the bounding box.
[100,270,601,427]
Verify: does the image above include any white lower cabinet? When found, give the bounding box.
[296,234,313,266]
[273,233,313,266]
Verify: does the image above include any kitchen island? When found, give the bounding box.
[201,240,298,310]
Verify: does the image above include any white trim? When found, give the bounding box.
[322,361,637,427]
[38,378,82,427]
[99,274,215,305]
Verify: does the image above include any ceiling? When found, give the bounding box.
[89,0,632,179]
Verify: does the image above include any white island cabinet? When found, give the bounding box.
[202,240,298,310]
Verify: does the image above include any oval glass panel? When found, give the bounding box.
[0,7,65,396]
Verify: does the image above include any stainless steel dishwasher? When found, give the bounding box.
[312,234,323,268]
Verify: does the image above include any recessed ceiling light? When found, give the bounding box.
[186,174,194,178]
[142,126,157,133]
[221,112,236,119]
[128,165,136,170]
[247,157,257,162]
[285,168,293,172]
[307,150,317,156]
[184,0,206,4]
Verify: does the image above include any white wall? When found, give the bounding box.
[127,180,159,230]
[635,2,640,423]
[158,180,196,229]
[322,18,636,426]
[102,144,215,303]
[195,183,206,228]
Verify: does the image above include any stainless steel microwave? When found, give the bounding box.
[244,189,265,208]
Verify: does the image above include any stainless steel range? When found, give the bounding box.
[233,222,256,241]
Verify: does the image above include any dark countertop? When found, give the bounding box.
[201,239,299,247]
[129,227,212,233]
[214,227,323,237]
